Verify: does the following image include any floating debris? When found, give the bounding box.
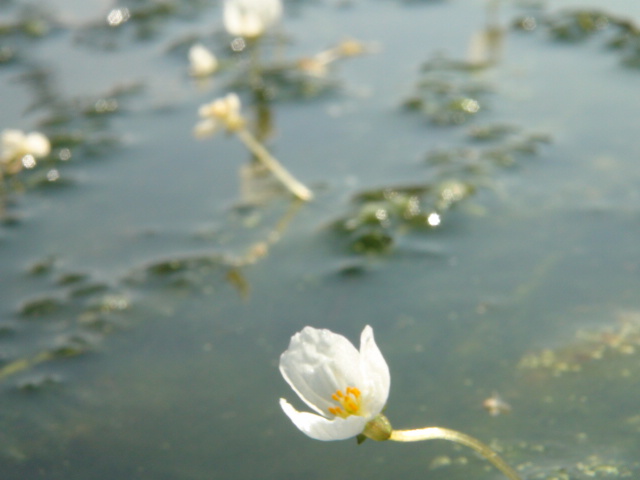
[483,391,512,416]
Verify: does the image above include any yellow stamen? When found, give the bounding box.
[328,386,363,418]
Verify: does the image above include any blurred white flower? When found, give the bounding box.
[1,129,51,174]
[194,93,245,137]
[189,44,219,77]
[223,0,282,39]
[296,39,370,78]
[279,325,390,441]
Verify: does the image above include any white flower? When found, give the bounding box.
[223,0,282,39]
[279,325,390,441]
[1,129,51,174]
[194,93,245,137]
[189,43,218,77]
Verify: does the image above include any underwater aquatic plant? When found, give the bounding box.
[279,325,522,480]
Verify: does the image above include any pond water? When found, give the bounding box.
[1,0,640,479]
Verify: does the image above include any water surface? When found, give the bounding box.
[1,0,639,479]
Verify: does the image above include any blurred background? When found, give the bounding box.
[1,0,639,478]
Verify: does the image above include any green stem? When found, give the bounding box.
[248,37,262,92]
[390,427,522,480]
[0,351,54,381]
[235,128,313,202]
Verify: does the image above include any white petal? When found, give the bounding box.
[223,0,282,38]
[25,132,50,158]
[358,325,390,416]
[258,0,282,25]
[225,93,241,116]
[223,0,259,37]
[280,398,367,441]
[279,326,364,416]
[1,129,26,163]
[193,119,218,138]
[189,44,218,77]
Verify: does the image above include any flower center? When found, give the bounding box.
[327,386,363,418]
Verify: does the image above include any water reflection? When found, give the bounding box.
[467,0,505,67]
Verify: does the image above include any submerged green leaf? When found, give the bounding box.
[50,334,93,358]
[19,296,64,317]
[403,55,493,125]
[17,374,61,393]
[331,122,549,255]
[514,9,640,69]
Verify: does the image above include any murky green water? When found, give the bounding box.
[1,0,640,479]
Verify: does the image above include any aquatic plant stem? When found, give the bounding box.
[0,172,6,219]
[234,127,313,201]
[249,37,263,94]
[0,351,54,381]
[390,427,522,480]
